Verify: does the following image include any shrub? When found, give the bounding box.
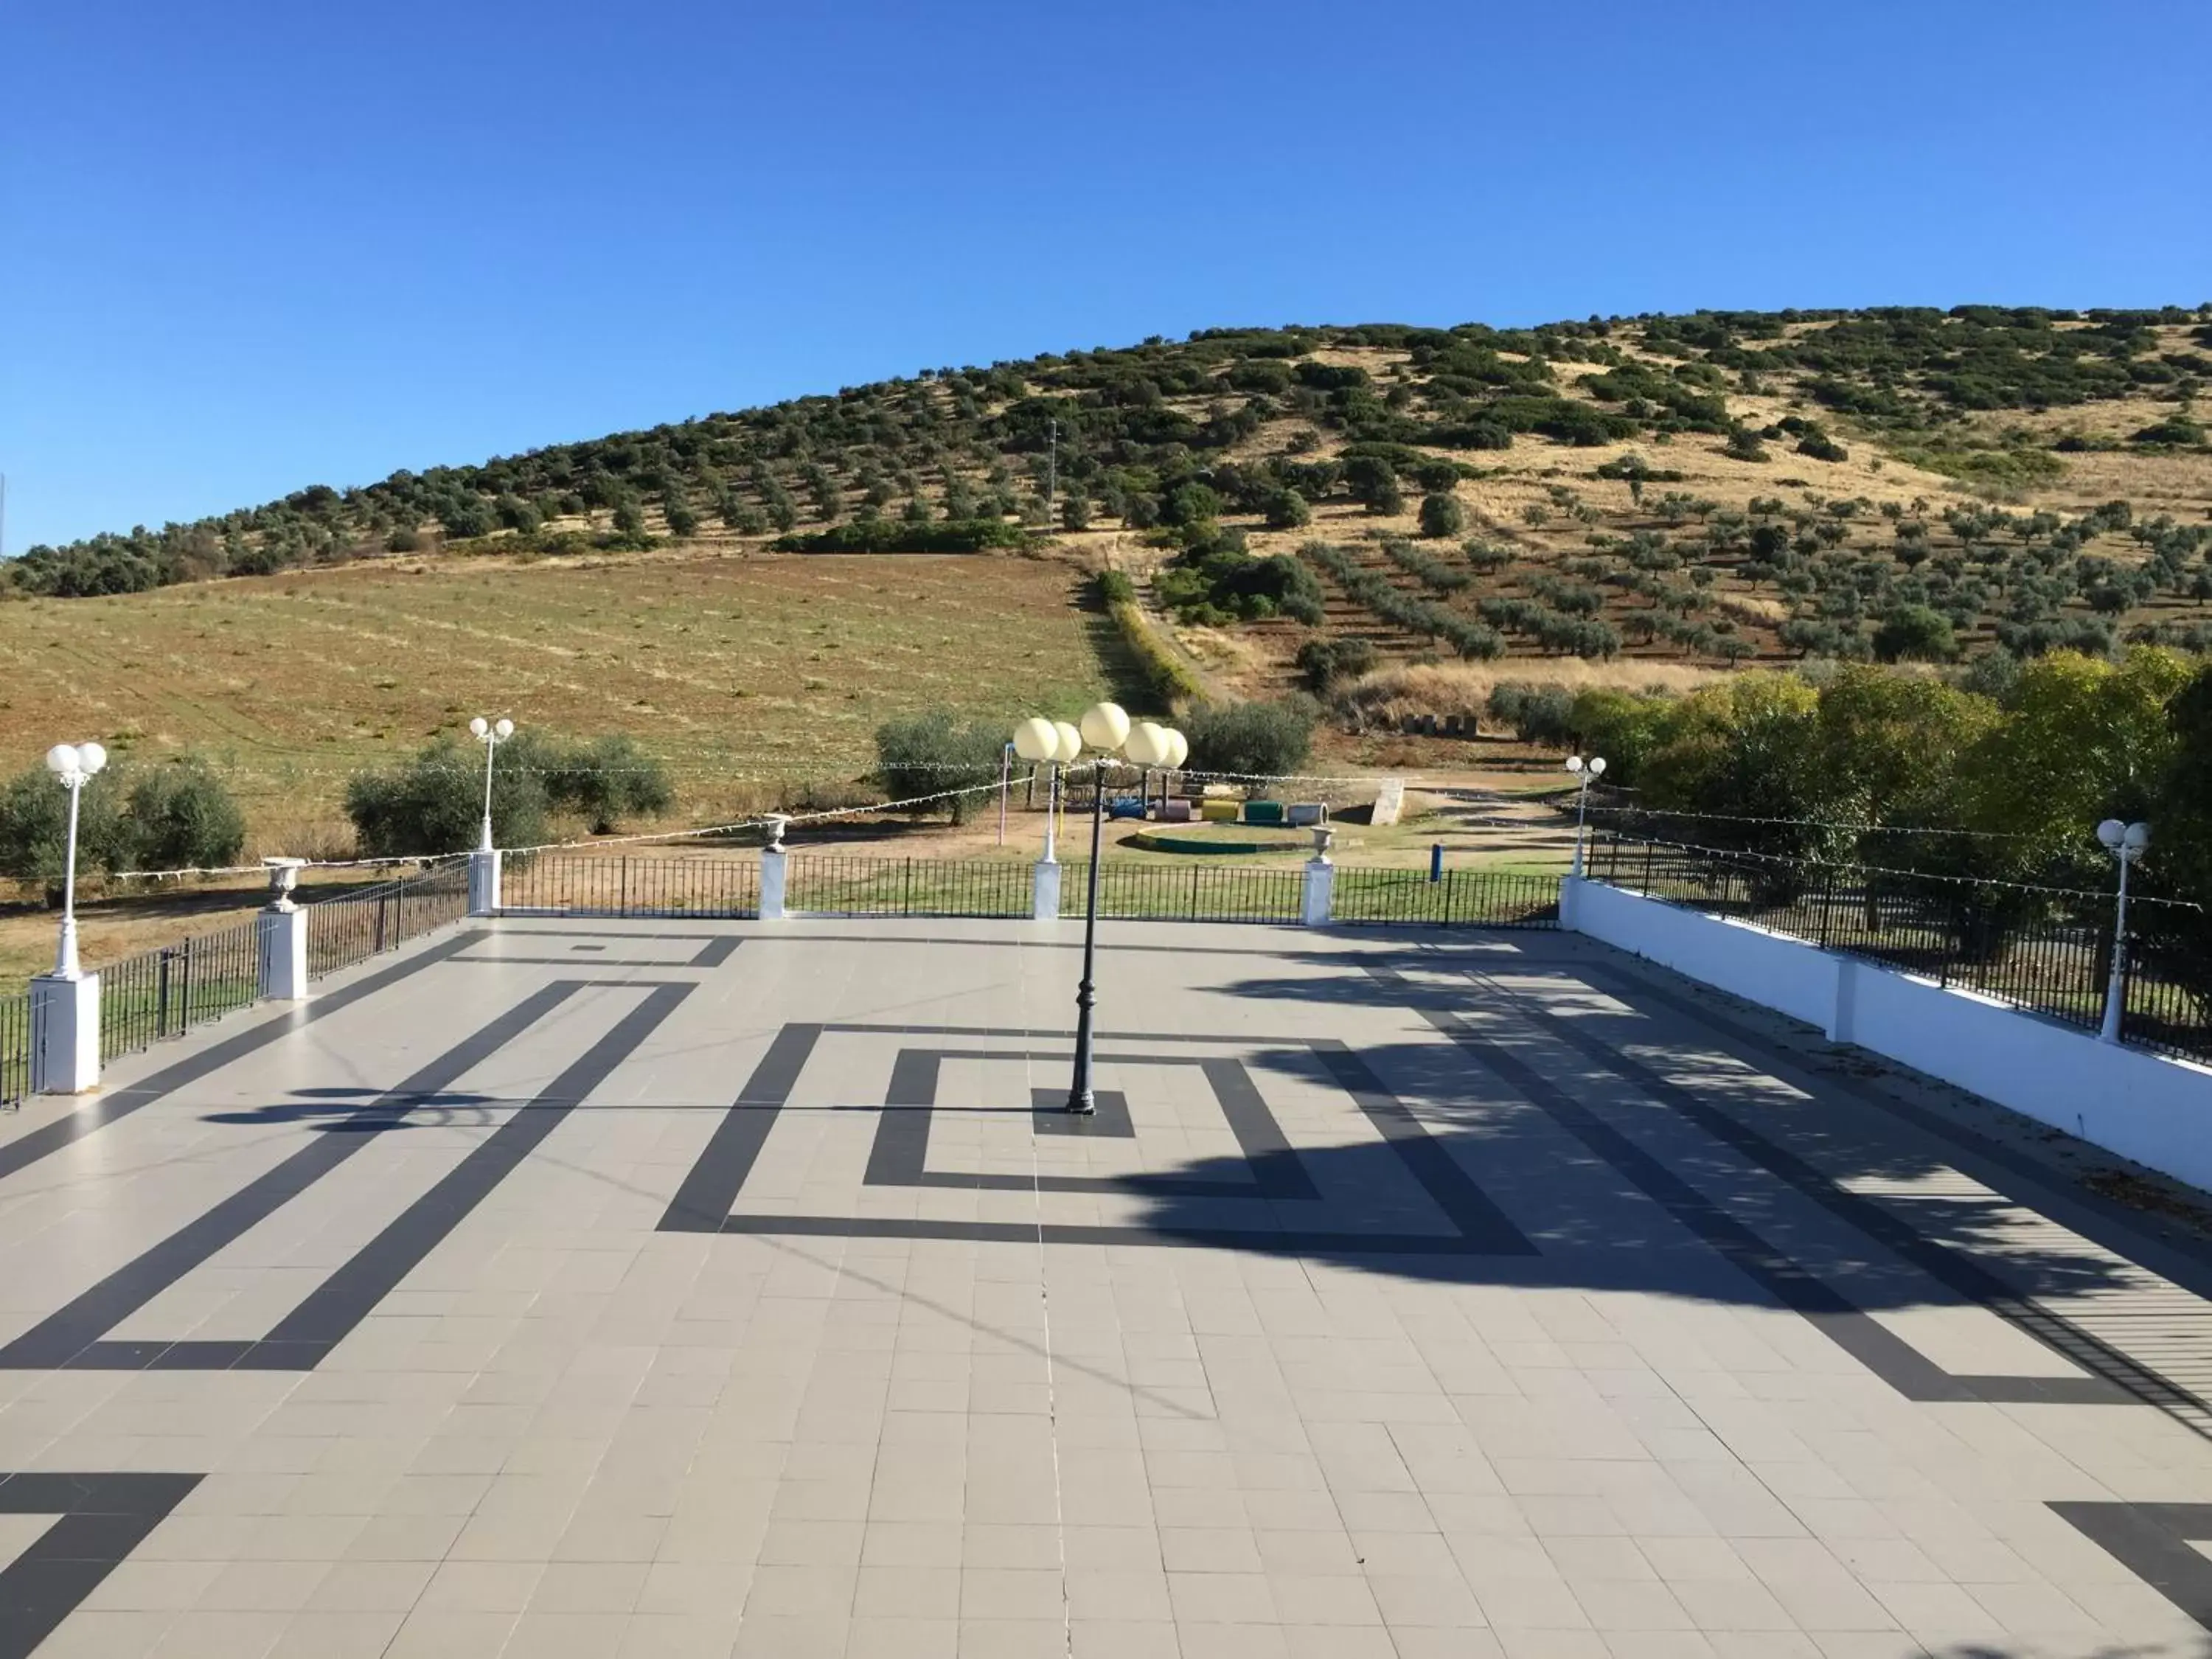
[1343,454,1399,511]
[1107,594,1203,709]
[773,518,1029,554]
[1155,541,1324,626]
[438,496,498,538]
[1295,637,1379,692]
[125,759,246,872]
[1795,430,1849,463]
[1260,487,1312,530]
[540,735,674,834]
[1183,698,1318,779]
[2132,414,2206,447]
[0,765,132,896]
[1094,569,1135,605]
[1486,682,1577,747]
[347,738,549,858]
[664,501,702,538]
[385,526,422,553]
[495,495,541,532]
[1872,604,1959,663]
[1723,426,1769,462]
[873,711,1006,823]
[1418,493,1466,538]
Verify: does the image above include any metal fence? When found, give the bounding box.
[1060,861,1306,923]
[501,853,760,918]
[1335,867,1561,928]
[488,853,1565,928]
[0,992,27,1110]
[305,861,472,978]
[99,917,261,1065]
[1590,831,2211,1065]
[789,856,1029,918]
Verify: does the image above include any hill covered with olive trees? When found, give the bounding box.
[7,305,2211,712]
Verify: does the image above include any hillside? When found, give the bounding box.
[13,307,2209,662]
[0,553,1113,851]
[5,305,2210,821]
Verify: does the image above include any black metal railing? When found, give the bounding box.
[499,854,761,918]
[1058,861,1306,923]
[0,992,27,1109]
[1335,867,1560,928]
[304,861,472,978]
[1589,830,2211,1065]
[99,917,260,1065]
[787,855,1030,917]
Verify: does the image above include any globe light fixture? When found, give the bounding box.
[2095,818,2151,1044]
[1012,717,1063,861]
[44,741,109,979]
[1565,754,1607,878]
[469,717,515,852]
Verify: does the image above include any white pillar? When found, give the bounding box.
[1827,956,1859,1046]
[759,847,787,920]
[30,972,99,1094]
[1557,874,1582,932]
[1032,859,1062,922]
[1301,859,1335,927]
[467,849,502,917]
[257,906,308,1001]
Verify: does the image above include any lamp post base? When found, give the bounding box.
[30,971,100,1095]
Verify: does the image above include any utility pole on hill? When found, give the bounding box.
[1046,420,1057,524]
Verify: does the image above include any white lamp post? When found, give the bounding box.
[43,741,108,979]
[2096,818,2149,1045]
[1051,720,1082,849]
[468,717,515,852]
[1012,717,1061,861]
[1565,754,1607,878]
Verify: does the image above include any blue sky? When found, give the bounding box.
[4,0,2206,550]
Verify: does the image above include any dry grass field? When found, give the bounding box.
[0,546,1113,854]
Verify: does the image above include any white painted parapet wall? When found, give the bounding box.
[1560,876,2212,1193]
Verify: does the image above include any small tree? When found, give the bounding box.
[664,500,702,538]
[0,765,132,898]
[542,735,674,835]
[1295,637,1379,693]
[1260,487,1311,530]
[1724,426,1769,462]
[126,759,246,872]
[1872,605,1959,663]
[347,739,549,858]
[1183,698,1318,780]
[873,711,1006,824]
[1418,493,1465,539]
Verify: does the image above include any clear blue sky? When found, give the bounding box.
[5,0,2206,551]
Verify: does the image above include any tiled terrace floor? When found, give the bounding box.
[1,915,2211,1658]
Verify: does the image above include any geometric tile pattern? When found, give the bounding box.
[0,914,2205,1656]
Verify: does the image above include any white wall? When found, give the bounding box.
[1565,877,1841,1030]
[1562,877,2212,1194]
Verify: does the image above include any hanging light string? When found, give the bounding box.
[1597,829,2205,911]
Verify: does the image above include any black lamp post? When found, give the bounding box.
[1066,751,1112,1115]
[1051,706,1180,1116]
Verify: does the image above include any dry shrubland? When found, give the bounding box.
[1330,658,1719,728]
